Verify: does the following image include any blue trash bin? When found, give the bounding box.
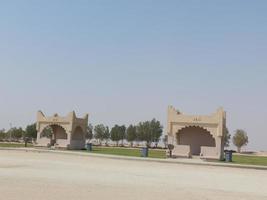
[86,143,92,151]
[141,147,149,157]
[225,150,233,162]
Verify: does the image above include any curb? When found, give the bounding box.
[1,147,267,171]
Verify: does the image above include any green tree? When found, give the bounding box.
[103,126,110,146]
[135,125,143,146]
[136,119,163,147]
[118,125,126,146]
[8,127,25,141]
[223,127,231,148]
[232,129,248,153]
[25,123,37,139]
[85,124,94,141]
[110,125,121,146]
[136,121,150,146]
[126,125,137,147]
[94,124,106,145]
[0,129,6,141]
[150,119,163,148]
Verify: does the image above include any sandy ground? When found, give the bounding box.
[0,150,267,200]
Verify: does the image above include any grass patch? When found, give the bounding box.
[0,142,33,148]
[231,154,267,166]
[86,146,166,159]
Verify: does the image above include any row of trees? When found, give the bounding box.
[0,121,249,152]
[87,119,163,147]
[224,128,249,152]
[0,119,163,148]
[0,124,37,142]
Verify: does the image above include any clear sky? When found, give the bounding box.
[0,1,267,150]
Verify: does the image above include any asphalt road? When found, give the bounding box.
[0,150,267,200]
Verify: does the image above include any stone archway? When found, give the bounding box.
[176,126,216,155]
[167,106,226,159]
[40,124,68,146]
[36,111,89,149]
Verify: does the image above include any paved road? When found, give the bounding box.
[0,150,267,200]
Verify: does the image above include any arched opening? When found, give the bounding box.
[40,124,68,146]
[72,126,84,140]
[176,126,215,156]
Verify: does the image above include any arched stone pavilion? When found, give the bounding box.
[167,106,226,160]
[36,111,88,149]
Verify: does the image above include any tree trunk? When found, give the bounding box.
[237,147,241,153]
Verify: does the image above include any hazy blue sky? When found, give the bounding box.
[0,1,267,150]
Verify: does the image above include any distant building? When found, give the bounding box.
[36,111,88,149]
[167,106,226,160]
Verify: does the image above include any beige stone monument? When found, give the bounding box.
[36,111,88,149]
[167,106,226,160]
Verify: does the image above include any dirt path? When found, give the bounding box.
[0,150,267,200]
